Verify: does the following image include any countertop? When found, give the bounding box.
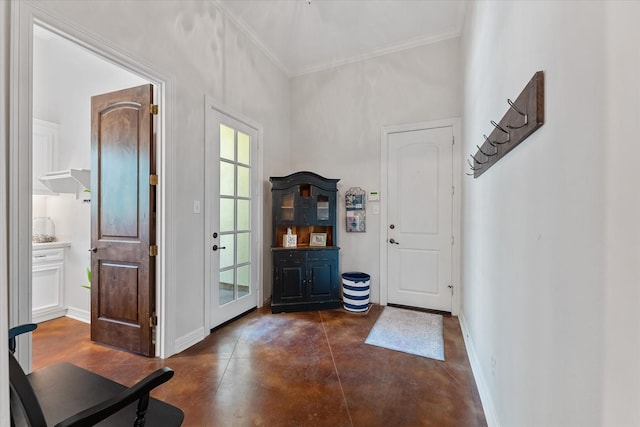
[33,241,71,250]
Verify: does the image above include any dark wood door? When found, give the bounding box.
[90,84,156,356]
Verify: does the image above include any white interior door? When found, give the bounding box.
[206,106,259,329]
[386,126,453,311]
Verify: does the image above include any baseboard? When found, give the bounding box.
[65,307,90,324]
[458,312,501,427]
[174,326,206,354]
[32,307,67,324]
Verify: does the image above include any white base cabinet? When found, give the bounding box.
[32,246,67,322]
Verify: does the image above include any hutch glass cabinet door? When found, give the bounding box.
[276,191,296,223]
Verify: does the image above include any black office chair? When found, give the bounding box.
[9,324,184,426]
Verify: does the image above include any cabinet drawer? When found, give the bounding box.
[273,251,304,264]
[306,249,338,262]
[32,248,64,264]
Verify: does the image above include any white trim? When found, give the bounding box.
[379,118,462,315]
[204,96,264,332]
[293,31,461,77]
[65,308,90,324]
[211,0,290,76]
[174,326,207,355]
[0,0,10,422]
[9,1,178,362]
[459,312,500,427]
[212,0,464,78]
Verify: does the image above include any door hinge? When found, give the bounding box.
[150,174,159,185]
[452,186,455,196]
[150,245,158,256]
[451,236,454,246]
[150,104,158,115]
[150,313,158,327]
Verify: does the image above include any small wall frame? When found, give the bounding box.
[345,187,366,232]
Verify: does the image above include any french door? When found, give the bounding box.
[206,103,260,329]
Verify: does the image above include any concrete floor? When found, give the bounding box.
[33,305,486,426]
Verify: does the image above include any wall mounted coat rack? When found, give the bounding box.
[468,71,544,178]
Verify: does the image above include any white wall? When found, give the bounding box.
[602,2,640,425]
[24,0,291,353]
[33,29,148,320]
[290,38,462,303]
[461,1,619,426]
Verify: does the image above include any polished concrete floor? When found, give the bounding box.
[33,305,486,426]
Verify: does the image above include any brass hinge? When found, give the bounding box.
[150,314,158,327]
[150,104,158,115]
[150,174,159,185]
[150,245,158,256]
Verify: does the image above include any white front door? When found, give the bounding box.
[206,105,260,328]
[386,126,453,311]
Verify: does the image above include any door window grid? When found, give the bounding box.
[219,124,252,306]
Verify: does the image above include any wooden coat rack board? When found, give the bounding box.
[469,71,544,178]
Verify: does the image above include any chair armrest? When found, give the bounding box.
[9,323,37,353]
[54,367,175,427]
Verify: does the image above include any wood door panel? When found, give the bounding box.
[91,84,155,356]
[98,262,140,323]
[98,104,141,239]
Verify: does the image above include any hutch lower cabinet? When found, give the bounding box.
[270,171,340,313]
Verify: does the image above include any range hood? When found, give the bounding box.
[38,169,90,194]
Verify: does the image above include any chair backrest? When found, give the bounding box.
[9,350,48,427]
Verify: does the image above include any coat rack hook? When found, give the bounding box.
[507,99,526,117]
[490,120,510,135]
[484,133,508,146]
[483,134,497,147]
[470,153,488,165]
[467,158,482,170]
[477,144,497,157]
[506,99,529,129]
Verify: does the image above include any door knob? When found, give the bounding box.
[212,245,227,251]
[89,247,97,253]
[389,239,399,245]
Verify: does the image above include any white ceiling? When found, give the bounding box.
[215,0,466,76]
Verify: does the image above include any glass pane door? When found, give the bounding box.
[206,104,259,329]
[219,124,252,306]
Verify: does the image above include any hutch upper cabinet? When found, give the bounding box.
[270,171,340,313]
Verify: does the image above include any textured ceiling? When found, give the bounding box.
[215,0,466,76]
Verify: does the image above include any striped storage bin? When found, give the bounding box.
[342,272,370,312]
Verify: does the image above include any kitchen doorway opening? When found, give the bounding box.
[10,11,173,372]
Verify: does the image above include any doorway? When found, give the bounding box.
[380,119,462,315]
[32,23,151,322]
[205,99,262,329]
[10,13,170,371]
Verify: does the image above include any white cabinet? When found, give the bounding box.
[32,246,67,322]
[33,119,59,194]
